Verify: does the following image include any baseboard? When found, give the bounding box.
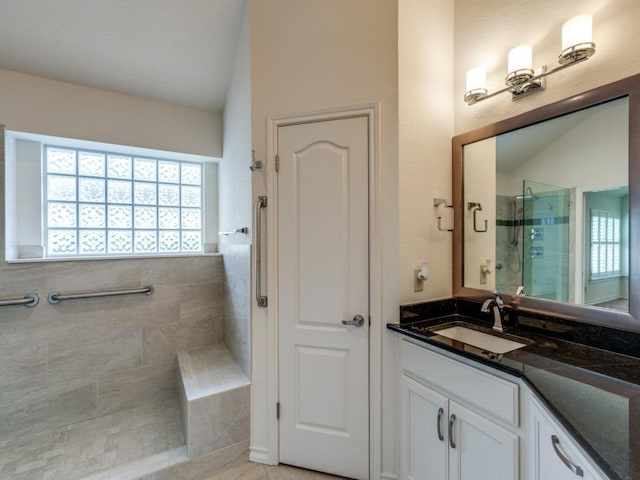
[249,446,275,465]
[380,473,398,480]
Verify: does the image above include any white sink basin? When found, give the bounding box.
[432,325,528,354]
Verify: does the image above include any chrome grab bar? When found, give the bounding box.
[255,196,268,307]
[0,293,39,308]
[48,286,153,304]
[551,435,584,476]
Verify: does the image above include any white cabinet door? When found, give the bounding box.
[449,401,519,480]
[530,399,606,480]
[399,375,449,480]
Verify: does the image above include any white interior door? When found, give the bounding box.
[277,116,369,479]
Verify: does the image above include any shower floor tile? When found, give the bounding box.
[0,398,185,480]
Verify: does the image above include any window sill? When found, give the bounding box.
[5,252,222,264]
[589,274,628,284]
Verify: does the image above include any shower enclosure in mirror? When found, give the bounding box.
[453,75,640,332]
[496,180,573,303]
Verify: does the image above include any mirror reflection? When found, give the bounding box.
[463,97,629,311]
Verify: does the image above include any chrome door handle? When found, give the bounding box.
[437,407,444,441]
[255,196,268,307]
[342,314,365,327]
[448,414,456,448]
[551,435,584,477]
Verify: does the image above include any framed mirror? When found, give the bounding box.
[453,74,640,332]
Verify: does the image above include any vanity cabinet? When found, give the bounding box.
[399,339,519,480]
[529,397,607,480]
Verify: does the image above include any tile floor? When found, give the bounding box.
[204,462,350,480]
[0,398,185,480]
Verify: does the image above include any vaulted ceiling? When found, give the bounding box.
[0,0,246,111]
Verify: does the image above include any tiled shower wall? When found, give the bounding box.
[219,243,250,376]
[0,256,224,441]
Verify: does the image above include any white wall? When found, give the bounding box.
[249,0,398,476]
[399,0,454,305]
[454,0,640,135]
[0,68,222,157]
[220,3,252,244]
[512,100,627,190]
[463,137,496,290]
[220,3,252,375]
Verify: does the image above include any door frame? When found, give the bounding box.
[264,103,383,477]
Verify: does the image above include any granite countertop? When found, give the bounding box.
[388,298,640,480]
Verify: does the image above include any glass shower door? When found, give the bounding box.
[522,180,571,301]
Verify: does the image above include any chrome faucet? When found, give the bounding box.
[481,291,505,332]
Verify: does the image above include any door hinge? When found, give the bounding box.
[275,154,280,172]
[276,402,281,419]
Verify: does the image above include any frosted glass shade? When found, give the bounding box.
[508,45,533,73]
[562,15,592,50]
[466,67,486,92]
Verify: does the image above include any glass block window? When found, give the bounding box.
[44,146,203,257]
[590,209,622,280]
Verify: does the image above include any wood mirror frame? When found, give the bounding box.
[452,74,640,332]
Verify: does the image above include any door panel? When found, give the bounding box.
[295,346,348,433]
[530,399,602,480]
[399,375,449,480]
[296,142,349,326]
[278,116,369,479]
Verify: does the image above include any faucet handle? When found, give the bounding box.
[492,290,504,306]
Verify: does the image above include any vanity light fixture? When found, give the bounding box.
[464,14,596,105]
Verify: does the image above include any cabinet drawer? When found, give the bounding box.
[400,339,519,426]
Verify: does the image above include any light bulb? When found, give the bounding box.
[559,14,595,64]
[464,67,488,104]
[466,67,486,92]
[506,44,534,86]
[562,15,592,51]
[508,44,533,73]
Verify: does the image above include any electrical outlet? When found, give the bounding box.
[414,269,424,292]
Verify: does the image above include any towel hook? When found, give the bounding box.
[468,202,488,232]
[434,198,455,232]
[250,150,263,171]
